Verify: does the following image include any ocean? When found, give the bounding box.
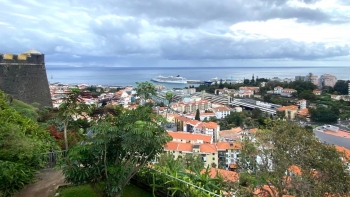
[46,66,349,88]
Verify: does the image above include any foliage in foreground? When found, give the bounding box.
[57,184,152,197]
[133,153,234,197]
[239,121,350,197]
[0,91,57,196]
[63,106,171,197]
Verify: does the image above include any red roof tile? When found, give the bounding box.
[200,168,239,182]
[168,131,212,143]
[200,144,217,153]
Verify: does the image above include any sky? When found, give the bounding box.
[0,0,350,67]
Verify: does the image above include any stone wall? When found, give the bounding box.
[0,53,52,107]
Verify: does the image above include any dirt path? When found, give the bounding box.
[14,169,67,197]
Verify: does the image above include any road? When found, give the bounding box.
[313,130,350,149]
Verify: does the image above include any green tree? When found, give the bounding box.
[195,109,201,121]
[63,106,171,197]
[0,91,56,196]
[309,106,339,123]
[299,90,316,101]
[251,108,262,119]
[134,81,156,105]
[333,80,349,95]
[179,154,204,172]
[57,88,90,150]
[225,112,244,128]
[239,121,350,197]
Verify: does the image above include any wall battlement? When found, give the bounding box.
[0,49,52,107]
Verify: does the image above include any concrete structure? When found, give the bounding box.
[0,50,51,107]
[273,86,283,94]
[297,99,307,109]
[212,106,231,119]
[230,99,281,115]
[305,73,318,86]
[171,99,211,113]
[164,142,218,168]
[280,88,297,97]
[319,74,337,88]
[277,105,299,120]
[217,142,241,170]
[173,115,220,142]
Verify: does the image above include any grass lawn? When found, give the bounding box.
[57,184,153,197]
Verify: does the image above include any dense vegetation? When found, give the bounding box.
[238,121,350,196]
[134,153,231,197]
[0,91,57,196]
[63,105,171,197]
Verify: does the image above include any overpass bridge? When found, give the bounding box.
[230,99,281,115]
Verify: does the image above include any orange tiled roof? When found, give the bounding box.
[219,127,243,136]
[177,143,193,152]
[277,105,298,111]
[168,131,212,143]
[216,142,230,150]
[200,144,217,153]
[335,146,350,161]
[165,141,179,151]
[187,119,201,126]
[229,163,237,169]
[204,122,218,129]
[250,128,258,133]
[174,115,192,122]
[212,106,230,112]
[254,185,295,197]
[288,165,302,176]
[201,168,239,182]
[228,142,242,150]
[297,108,309,116]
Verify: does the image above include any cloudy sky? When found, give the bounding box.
[0,0,350,67]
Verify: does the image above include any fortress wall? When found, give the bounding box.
[0,52,52,107]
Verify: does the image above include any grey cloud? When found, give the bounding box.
[1,0,349,64]
[160,34,350,60]
[89,17,159,56]
[72,0,337,29]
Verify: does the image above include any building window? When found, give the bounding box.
[213,157,215,160]
[212,153,215,155]
[179,151,182,154]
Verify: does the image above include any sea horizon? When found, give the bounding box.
[46,65,350,88]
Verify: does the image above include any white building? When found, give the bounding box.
[297,99,307,109]
[273,86,283,94]
[212,106,231,119]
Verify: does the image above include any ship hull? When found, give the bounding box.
[151,79,187,84]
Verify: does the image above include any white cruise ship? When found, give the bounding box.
[151,75,187,84]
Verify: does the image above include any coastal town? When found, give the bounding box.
[49,72,350,172]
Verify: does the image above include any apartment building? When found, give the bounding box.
[167,131,212,144]
[319,74,337,88]
[164,141,218,168]
[280,88,297,97]
[305,73,319,86]
[212,106,231,119]
[172,99,211,113]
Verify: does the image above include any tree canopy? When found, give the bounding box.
[134,81,157,104]
[63,106,172,197]
[309,106,339,123]
[239,121,350,197]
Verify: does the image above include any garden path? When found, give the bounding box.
[14,169,66,197]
